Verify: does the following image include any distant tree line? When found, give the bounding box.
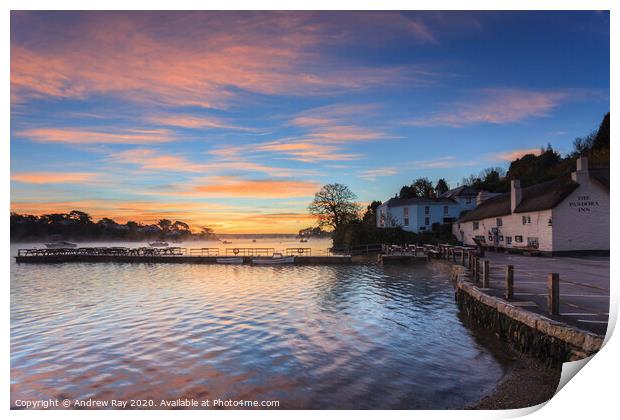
[10,210,217,242]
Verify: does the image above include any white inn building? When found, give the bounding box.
[376,186,478,233]
[453,157,609,255]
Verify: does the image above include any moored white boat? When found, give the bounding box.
[44,241,78,249]
[216,257,244,264]
[251,253,295,265]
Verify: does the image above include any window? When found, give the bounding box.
[548,218,552,226]
[488,235,493,241]
[475,235,486,242]
[403,208,409,226]
[515,235,523,243]
[425,206,430,215]
[496,218,503,227]
[506,236,512,245]
[473,221,479,230]
[522,215,531,225]
[419,226,426,231]
[527,237,539,249]
[444,206,449,215]
[425,217,430,225]
[499,235,504,241]
[466,197,471,204]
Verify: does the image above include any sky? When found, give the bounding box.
[10,11,610,233]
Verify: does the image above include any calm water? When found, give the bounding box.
[11,242,511,409]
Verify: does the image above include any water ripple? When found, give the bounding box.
[11,252,508,409]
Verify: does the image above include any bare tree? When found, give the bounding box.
[308,183,361,230]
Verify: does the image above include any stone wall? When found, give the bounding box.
[451,267,604,368]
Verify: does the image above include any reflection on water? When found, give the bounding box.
[11,245,509,409]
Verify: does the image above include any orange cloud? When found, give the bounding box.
[405,89,568,127]
[255,142,360,162]
[11,172,98,184]
[183,177,320,198]
[109,149,206,172]
[492,148,542,161]
[17,127,173,144]
[147,114,251,131]
[11,13,425,108]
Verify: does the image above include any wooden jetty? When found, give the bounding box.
[14,247,352,265]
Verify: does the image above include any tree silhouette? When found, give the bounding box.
[309,183,360,230]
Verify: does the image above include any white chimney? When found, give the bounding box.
[510,180,522,213]
[572,156,589,183]
[476,191,488,205]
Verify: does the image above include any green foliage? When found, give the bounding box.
[399,177,435,199]
[10,211,216,242]
[462,112,610,191]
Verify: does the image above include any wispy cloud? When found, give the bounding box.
[146,114,254,131]
[255,142,361,162]
[17,127,173,144]
[11,172,98,184]
[489,148,542,161]
[404,89,568,127]
[11,12,431,107]
[359,168,397,181]
[412,156,479,169]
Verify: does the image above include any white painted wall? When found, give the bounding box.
[455,209,553,251]
[552,178,609,252]
[455,177,609,253]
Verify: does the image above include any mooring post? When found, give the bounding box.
[473,257,479,282]
[482,260,490,288]
[505,265,514,299]
[547,273,560,315]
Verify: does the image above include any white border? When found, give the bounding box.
[3,2,617,420]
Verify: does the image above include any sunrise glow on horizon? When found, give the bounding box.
[10,11,610,233]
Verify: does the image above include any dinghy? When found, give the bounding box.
[251,253,295,265]
[216,257,244,264]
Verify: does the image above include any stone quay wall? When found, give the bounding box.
[451,266,604,367]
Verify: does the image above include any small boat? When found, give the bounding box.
[251,253,295,265]
[299,238,308,243]
[149,241,169,247]
[44,241,77,249]
[252,239,257,243]
[221,240,232,245]
[216,257,244,264]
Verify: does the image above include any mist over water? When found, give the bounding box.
[11,241,509,409]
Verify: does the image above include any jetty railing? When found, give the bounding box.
[225,247,275,256]
[17,246,188,257]
[189,248,220,256]
[285,247,312,256]
[328,243,383,256]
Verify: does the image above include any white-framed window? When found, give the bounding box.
[443,206,449,215]
[515,235,523,243]
[506,236,512,245]
[527,237,539,248]
[403,207,409,226]
[425,217,430,225]
[473,221,479,230]
[425,206,430,215]
[522,215,531,225]
[496,218,503,227]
